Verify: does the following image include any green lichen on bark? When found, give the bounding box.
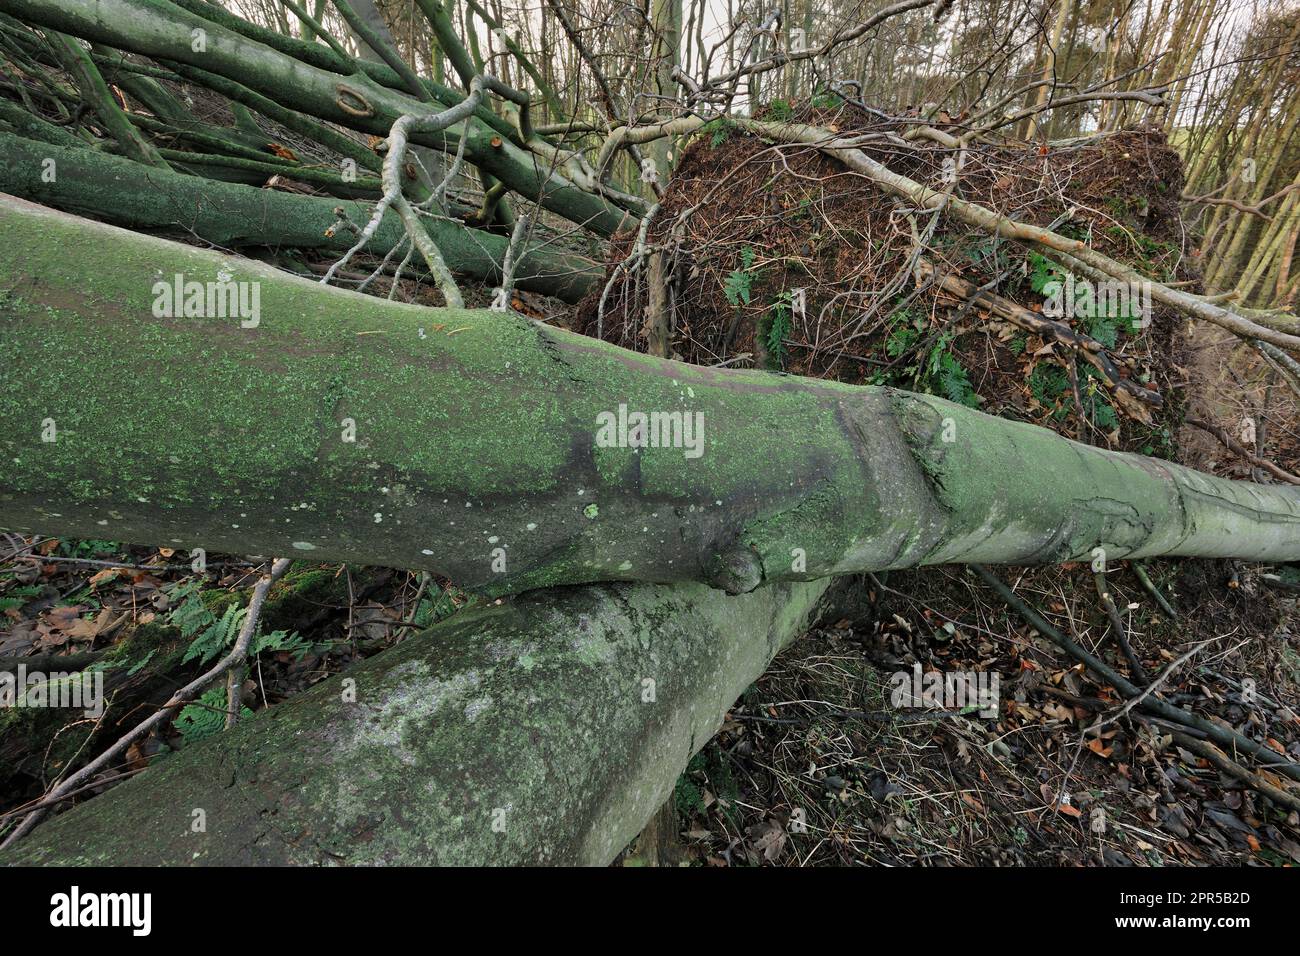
[1,196,1297,604]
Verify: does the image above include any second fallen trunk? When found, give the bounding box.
[0,131,600,302]
[0,577,834,865]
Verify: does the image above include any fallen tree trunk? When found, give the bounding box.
[0,577,833,865]
[1,195,1298,596]
[0,131,600,302]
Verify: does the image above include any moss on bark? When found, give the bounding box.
[1,197,1296,601]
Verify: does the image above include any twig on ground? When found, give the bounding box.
[1185,416,1300,484]
[1131,562,1178,619]
[972,565,1300,782]
[1168,730,1300,814]
[1091,570,1150,683]
[0,558,291,850]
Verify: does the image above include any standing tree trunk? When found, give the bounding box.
[648,0,681,182]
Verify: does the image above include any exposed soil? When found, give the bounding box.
[577,101,1193,455]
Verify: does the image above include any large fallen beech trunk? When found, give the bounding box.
[0,131,600,302]
[1,195,1298,597]
[0,578,833,865]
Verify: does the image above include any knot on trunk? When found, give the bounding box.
[703,544,764,594]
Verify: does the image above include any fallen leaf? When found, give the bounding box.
[746,819,787,863]
[45,604,87,629]
[88,567,124,588]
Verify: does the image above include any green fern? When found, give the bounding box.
[885,310,923,358]
[126,649,156,677]
[767,98,794,121]
[935,352,979,406]
[722,246,757,306]
[175,688,251,745]
[701,117,733,148]
[723,270,753,306]
[1091,401,1120,431]
[674,774,706,816]
[766,294,793,366]
[168,581,212,638]
[924,334,979,407]
[1088,312,1120,349]
[182,602,246,665]
[166,581,308,666]
[251,627,309,657]
[1029,363,1068,403]
[1028,252,1063,295]
[412,586,466,629]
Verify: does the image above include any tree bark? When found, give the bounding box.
[1,196,1298,598]
[648,0,682,180]
[0,131,600,302]
[0,577,833,865]
[44,31,169,169]
[341,0,451,194]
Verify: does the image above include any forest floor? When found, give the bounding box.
[663,559,1299,866]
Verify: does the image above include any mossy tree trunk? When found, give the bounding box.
[1,195,1298,600]
[0,578,834,865]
